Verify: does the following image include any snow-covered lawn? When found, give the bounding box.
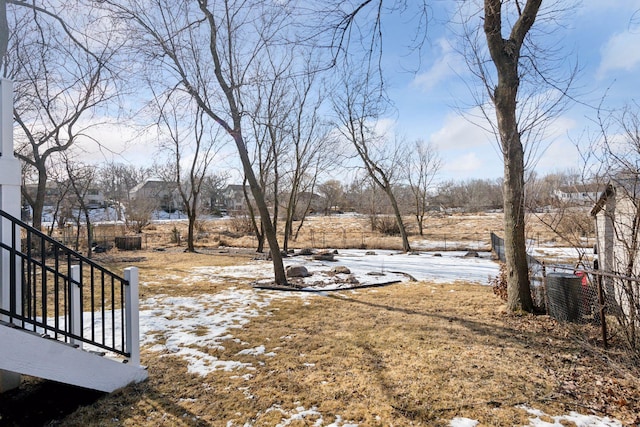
[133,250,624,426]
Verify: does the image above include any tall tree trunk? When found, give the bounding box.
[243,180,265,253]
[484,0,541,312]
[84,212,93,259]
[500,108,533,311]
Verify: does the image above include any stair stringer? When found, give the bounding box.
[0,324,148,393]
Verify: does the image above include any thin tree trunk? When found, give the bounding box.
[32,169,47,232]
[386,188,411,252]
[187,211,196,252]
[233,133,286,283]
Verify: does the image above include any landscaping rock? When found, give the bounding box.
[312,252,335,261]
[286,265,310,278]
[464,251,479,258]
[331,266,351,274]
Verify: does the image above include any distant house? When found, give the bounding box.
[222,184,251,213]
[295,191,325,215]
[129,179,180,212]
[85,187,105,209]
[23,182,105,209]
[554,184,601,205]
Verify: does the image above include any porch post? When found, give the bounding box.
[0,79,23,391]
[124,267,141,367]
[0,78,21,317]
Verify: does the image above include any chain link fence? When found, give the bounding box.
[491,232,640,356]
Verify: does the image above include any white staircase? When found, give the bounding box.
[0,78,147,393]
[0,323,147,393]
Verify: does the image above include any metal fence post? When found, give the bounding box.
[596,272,607,349]
[124,267,141,366]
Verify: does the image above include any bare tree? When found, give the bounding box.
[318,180,346,215]
[405,139,441,236]
[102,0,293,284]
[153,90,222,252]
[244,55,290,253]
[201,172,229,215]
[98,162,150,221]
[331,74,411,251]
[7,2,117,232]
[458,0,577,312]
[281,73,334,251]
[62,153,97,257]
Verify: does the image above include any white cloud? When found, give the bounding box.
[76,119,157,165]
[534,138,581,174]
[443,152,484,178]
[597,30,640,78]
[411,38,465,93]
[430,109,494,151]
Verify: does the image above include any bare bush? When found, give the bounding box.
[373,216,400,236]
[229,216,254,235]
[490,263,508,302]
[554,209,595,239]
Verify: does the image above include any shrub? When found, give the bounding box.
[229,215,254,235]
[170,226,181,244]
[373,216,400,236]
[490,262,508,301]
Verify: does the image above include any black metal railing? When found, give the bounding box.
[0,209,130,357]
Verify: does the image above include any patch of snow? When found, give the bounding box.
[236,345,275,357]
[293,249,499,287]
[518,405,623,427]
[139,288,291,376]
[449,418,479,427]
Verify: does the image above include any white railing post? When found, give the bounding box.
[124,267,140,366]
[70,265,82,349]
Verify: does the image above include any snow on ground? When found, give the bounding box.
[530,245,594,265]
[130,251,622,426]
[139,287,292,376]
[193,249,500,290]
[517,405,623,427]
[320,249,498,286]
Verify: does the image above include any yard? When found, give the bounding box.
[1,212,638,426]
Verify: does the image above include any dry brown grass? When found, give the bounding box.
[110,210,575,253]
[4,211,632,426]
[36,248,639,427]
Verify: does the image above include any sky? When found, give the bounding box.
[73,1,640,186]
[378,0,640,182]
[83,248,623,426]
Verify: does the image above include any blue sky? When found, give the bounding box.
[375,0,640,182]
[79,1,640,186]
